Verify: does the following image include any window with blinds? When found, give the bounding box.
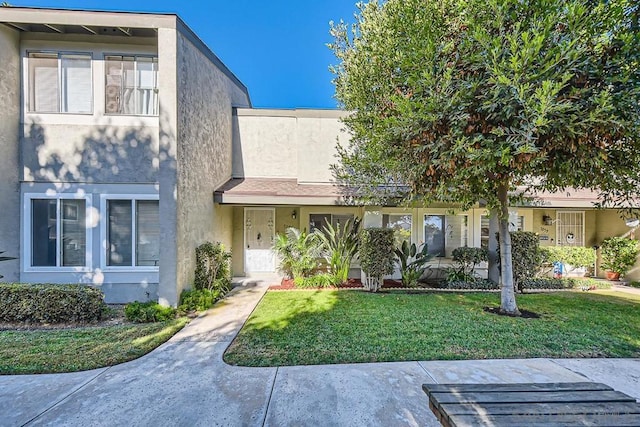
[28,52,92,113]
[480,214,524,248]
[309,214,354,233]
[105,55,158,116]
[107,199,159,267]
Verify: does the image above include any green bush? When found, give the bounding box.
[293,273,340,288]
[444,279,499,290]
[540,246,595,268]
[314,218,361,284]
[360,228,395,289]
[448,247,488,282]
[0,283,106,323]
[498,231,542,291]
[124,301,176,323]
[628,281,640,289]
[0,250,16,279]
[273,228,322,279]
[395,241,431,287]
[520,278,611,290]
[601,237,640,276]
[194,242,232,292]
[178,288,221,313]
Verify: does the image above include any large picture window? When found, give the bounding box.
[424,214,468,257]
[31,198,87,267]
[28,52,92,113]
[107,199,160,267]
[105,55,158,116]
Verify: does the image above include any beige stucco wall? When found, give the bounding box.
[164,30,251,305]
[233,109,349,183]
[0,25,21,281]
[595,210,640,280]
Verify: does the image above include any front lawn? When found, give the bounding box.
[0,318,189,375]
[224,290,640,366]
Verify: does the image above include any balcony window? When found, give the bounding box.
[105,55,158,116]
[28,52,92,113]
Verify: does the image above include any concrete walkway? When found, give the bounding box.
[1,281,639,427]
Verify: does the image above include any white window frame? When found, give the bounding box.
[100,194,160,272]
[22,192,93,272]
[423,213,470,258]
[103,53,159,117]
[26,50,94,114]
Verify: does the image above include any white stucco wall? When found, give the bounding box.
[0,24,20,281]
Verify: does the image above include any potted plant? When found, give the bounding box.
[600,237,640,280]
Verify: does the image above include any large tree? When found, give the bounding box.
[330,0,640,314]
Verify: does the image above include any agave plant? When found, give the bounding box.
[394,241,431,287]
[272,228,322,279]
[314,217,361,285]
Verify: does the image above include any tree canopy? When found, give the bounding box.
[330,0,640,314]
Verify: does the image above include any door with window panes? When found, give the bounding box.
[244,208,275,273]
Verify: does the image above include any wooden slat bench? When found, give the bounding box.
[422,382,640,426]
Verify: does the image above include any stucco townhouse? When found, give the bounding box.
[0,7,638,306]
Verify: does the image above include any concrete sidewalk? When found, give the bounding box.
[1,281,639,427]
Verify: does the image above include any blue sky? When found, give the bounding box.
[10,0,358,109]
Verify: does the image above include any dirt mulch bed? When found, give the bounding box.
[0,304,132,331]
[483,306,541,318]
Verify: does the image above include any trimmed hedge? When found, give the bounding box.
[444,279,499,290]
[539,246,595,268]
[0,283,106,323]
[178,288,222,313]
[124,301,176,323]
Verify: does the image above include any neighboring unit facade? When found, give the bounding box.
[0,7,250,306]
[0,8,638,306]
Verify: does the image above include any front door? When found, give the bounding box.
[244,208,275,273]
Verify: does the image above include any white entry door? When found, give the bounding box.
[244,208,275,273]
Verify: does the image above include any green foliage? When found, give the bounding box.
[124,301,176,323]
[194,242,231,293]
[0,283,105,323]
[293,273,340,288]
[359,228,396,280]
[273,228,322,279]
[628,281,640,289]
[0,250,16,279]
[519,278,611,290]
[314,217,361,283]
[394,240,431,287]
[601,237,640,276]
[448,247,488,282]
[444,279,499,290]
[540,246,596,268]
[498,232,542,291]
[330,0,640,310]
[178,288,221,313]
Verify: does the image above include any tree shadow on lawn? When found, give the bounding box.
[223,290,640,367]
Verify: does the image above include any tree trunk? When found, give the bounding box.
[497,184,520,316]
[487,209,500,284]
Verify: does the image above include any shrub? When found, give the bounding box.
[360,228,395,292]
[293,273,339,288]
[124,301,176,323]
[314,217,361,284]
[498,231,542,292]
[395,241,431,287]
[519,277,611,290]
[273,228,322,279]
[194,242,232,293]
[0,283,105,323]
[539,246,595,268]
[628,281,640,289]
[448,247,488,282]
[601,237,640,276]
[178,288,221,313]
[444,279,499,290]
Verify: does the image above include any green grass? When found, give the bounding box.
[224,290,640,367]
[0,318,189,375]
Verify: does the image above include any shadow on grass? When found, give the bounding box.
[223,290,640,367]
